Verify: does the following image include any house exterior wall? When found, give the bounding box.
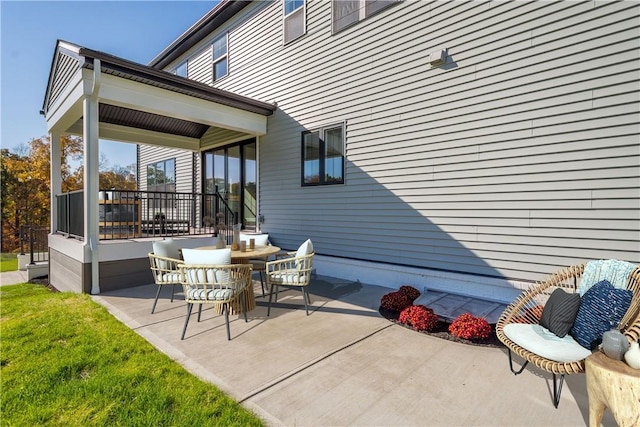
[138,146,195,194]
[141,0,639,292]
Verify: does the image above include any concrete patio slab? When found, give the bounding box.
[90,275,613,426]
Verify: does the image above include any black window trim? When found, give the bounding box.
[301,122,345,187]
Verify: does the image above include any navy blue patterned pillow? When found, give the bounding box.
[570,280,633,350]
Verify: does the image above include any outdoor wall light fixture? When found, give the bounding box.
[429,48,447,67]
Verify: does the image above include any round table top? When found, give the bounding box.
[196,244,281,261]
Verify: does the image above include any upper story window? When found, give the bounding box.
[175,61,187,77]
[283,0,306,44]
[332,0,398,33]
[302,123,345,186]
[213,33,228,81]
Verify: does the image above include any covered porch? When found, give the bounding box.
[41,40,275,294]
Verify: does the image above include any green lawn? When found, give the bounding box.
[0,283,264,426]
[1,253,18,272]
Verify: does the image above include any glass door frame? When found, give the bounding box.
[202,138,257,229]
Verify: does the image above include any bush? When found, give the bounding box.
[398,285,420,302]
[380,291,412,312]
[399,305,439,332]
[449,313,492,341]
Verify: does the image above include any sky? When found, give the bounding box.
[1,0,218,169]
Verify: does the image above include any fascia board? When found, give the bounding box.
[97,74,267,135]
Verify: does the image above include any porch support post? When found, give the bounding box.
[83,59,101,295]
[256,135,261,232]
[49,130,62,233]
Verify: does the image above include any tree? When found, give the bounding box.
[1,135,136,252]
[0,136,73,252]
[99,166,136,190]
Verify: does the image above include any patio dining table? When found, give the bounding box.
[194,244,281,314]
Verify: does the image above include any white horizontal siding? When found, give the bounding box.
[48,51,79,111]
[142,0,639,284]
[188,45,213,85]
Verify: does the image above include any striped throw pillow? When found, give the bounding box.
[539,288,581,338]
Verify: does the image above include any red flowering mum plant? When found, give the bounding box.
[380,291,412,312]
[448,313,492,341]
[399,305,439,332]
[398,285,421,303]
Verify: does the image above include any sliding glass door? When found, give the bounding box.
[203,139,257,229]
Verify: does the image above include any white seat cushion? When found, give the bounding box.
[159,272,181,284]
[186,287,235,301]
[268,271,308,285]
[503,323,592,363]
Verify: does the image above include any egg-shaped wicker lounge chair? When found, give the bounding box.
[496,262,640,407]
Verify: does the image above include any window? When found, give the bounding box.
[302,124,344,186]
[147,159,176,208]
[332,0,359,33]
[175,61,187,77]
[283,0,305,44]
[213,33,228,81]
[332,0,398,33]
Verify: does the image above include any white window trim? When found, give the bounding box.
[332,0,397,34]
[212,32,229,82]
[283,0,306,45]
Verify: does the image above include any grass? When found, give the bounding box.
[1,253,18,272]
[0,283,265,427]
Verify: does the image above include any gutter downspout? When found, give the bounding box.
[84,59,101,294]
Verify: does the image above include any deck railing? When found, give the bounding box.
[55,188,237,240]
[20,225,50,264]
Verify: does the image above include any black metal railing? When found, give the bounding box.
[20,225,50,264]
[57,190,84,238]
[55,187,238,240]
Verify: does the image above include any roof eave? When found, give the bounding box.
[78,47,275,116]
[148,0,252,70]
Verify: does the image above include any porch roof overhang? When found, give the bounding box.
[42,40,276,150]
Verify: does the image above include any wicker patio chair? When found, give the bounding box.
[177,262,252,341]
[148,252,181,314]
[496,262,640,407]
[266,239,315,316]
